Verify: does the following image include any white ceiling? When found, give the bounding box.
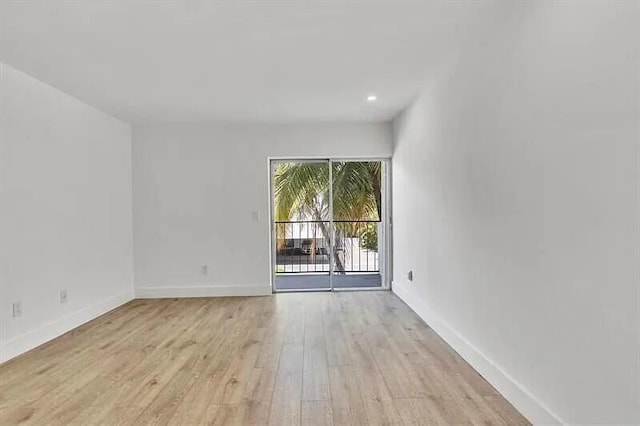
[0,1,500,124]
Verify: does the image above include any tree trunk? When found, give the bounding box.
[371,168,382,221]
[312,207,345,274]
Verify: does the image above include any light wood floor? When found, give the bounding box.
[0,292,529,425]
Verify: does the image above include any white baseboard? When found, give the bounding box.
[392,282,563,426]
[134,284,272,298]
[1,290,134,364]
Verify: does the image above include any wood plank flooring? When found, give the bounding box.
[0,292,530,425]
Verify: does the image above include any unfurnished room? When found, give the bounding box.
[0,1,639,425]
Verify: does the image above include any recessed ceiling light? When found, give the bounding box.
[367,94,377,102]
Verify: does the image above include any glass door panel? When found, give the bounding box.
[272,160,331,291]
[331,160,384,289]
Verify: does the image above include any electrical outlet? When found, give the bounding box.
[201,265,208,275]
[60,290,68,304]
[12,301,22,318]
[407,270,413,282]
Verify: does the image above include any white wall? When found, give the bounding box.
[133,123,392,297]
[0,62,134,363]
[392,2,639,425]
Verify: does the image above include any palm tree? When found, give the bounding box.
[273,161,381,274]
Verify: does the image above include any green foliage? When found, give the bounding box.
[360,223,378,251]
[274,161,381,222]
[274,162,329,221]
[331,161,381,221]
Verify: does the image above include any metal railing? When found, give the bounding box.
[274,220,380,274]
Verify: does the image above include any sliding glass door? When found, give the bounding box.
[331,161,383,289]
[272,160,331,290]
[271,159,388,292]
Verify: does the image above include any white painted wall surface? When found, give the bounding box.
[392,2,639,424]
[132,123,392,297]
[0,63,134,363]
